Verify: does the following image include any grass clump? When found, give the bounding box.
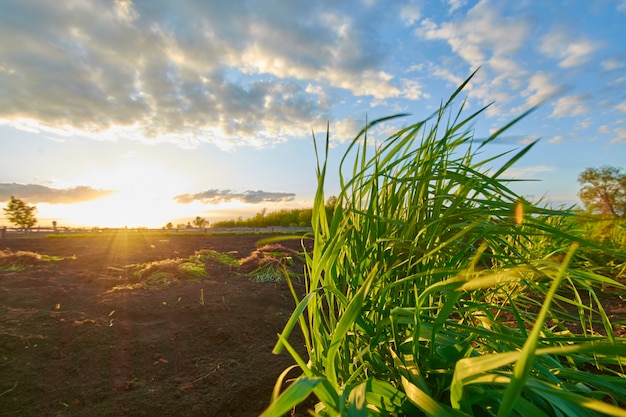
[142,271,175,288]
[263,73,626,417]
[178,262,207,279]
[132,257,207,287]
[192,249,239,267]
[129,249,238,288]
[247,259,288,283]
[239,244,300,283]
[0,249,64,272]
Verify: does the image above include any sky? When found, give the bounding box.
[1,0,625,228]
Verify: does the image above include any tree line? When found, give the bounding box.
[209,197,337,229]
[2,167,625,232]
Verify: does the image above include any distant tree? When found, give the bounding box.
[325,195,338,221]
[298,208,313,226]
[165,222,173,230]
[578,166,626,217]
[193,216,208,229]
[251,208,267,228]
[3,196,37,231]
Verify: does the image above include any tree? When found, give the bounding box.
[325,195,338,223]
[193,216,208,229]
[578,166,626,217]
[3,196,37,230]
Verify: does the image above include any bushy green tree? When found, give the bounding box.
[3,196,37,230]
[578,165,626,217]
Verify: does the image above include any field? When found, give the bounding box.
[0,232,314,417]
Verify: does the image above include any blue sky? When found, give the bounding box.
[1,0,625,228]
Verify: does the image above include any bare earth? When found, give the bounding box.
[0,232,313,417]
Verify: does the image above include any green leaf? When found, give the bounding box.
[260,377,323,417]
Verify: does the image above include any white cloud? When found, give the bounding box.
[519,72,566,108]
[505,165,554,179]
[114,0,138,23]
[602,57,624,71]
[548,135,564,144]
[174,189,296,205]
[595,123,626,144]
[399,79,430,100]
[549,95,590,118]
[616,102,626,113]
[400,1,421,26]
[0,0,400,150]
[539,30,602,68]
[417,1,531,67]
[610,127,626,144]
[447,0,467,13]
[0,183,115,204]
[229,12,399,99]
[519,135,540,145]
[415,0,532,113]
[431,66,465,86]
[609,75,626,86]
[619,0,626,13]
[327,118,366,144]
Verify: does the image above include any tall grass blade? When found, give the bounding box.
[497,243,579,417]
[260,377,323,417]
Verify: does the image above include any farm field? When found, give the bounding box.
[0,232,313,417]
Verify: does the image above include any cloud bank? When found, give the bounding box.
[0,0,403,149]
[174,189,296,205]
[0,183,116,204]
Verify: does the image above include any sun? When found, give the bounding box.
[44,158,209,228]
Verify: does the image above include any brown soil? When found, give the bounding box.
[0,232,313,417]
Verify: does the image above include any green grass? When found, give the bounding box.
[178,262,208,279]
[0,264,27,272]
[192,249,239,267]
[263,72,626,417]
[132,258,207,287]
[248,261,287,283]
[129,250,239,288]
[247,257,298,284]
[0,250,65,272]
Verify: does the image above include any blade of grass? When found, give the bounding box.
[497,243,579,417]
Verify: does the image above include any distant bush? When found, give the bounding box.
[211,207,315,228]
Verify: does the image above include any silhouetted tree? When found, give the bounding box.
[578,166,626,217]
[3,196,37,231]
[193,216,208,229]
